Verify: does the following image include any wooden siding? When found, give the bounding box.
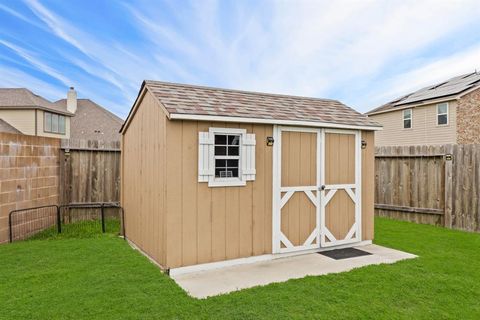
[121,93,376,268]
[164,121,273,268]
[370,101,457,146]
[280,131,317,246]
[122,90,167,266]
[325,132,355,184]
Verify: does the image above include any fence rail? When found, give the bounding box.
[375,144,480,232]
[9,203,124,242]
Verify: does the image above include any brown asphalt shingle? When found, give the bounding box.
[55,99,123,142]
[143,81,380,128]
[0,88,73,115]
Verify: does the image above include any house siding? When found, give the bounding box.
[0,109,36,135]
[37,110,70,139]
[369,101,457,146]
[0,109,70,138]
[457,88,480,144]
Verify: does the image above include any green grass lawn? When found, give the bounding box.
[1,218,479,320]
[28,219,121,240]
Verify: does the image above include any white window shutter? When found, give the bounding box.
[242,133,256,181]
[198,132,214,182]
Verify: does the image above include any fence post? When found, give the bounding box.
[101,204,106,233]
[8,211,13,243]
[444,144,453,228]
[121,207,126,239]
[57,206,62,234]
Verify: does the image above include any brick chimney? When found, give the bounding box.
[67,87,77,114]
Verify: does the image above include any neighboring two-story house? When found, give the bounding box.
[0,87,123,142]
[366,72,480,146]
[0,88,74,138]
[54,97,123,142]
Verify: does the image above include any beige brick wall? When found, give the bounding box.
[457,88,480,144]
[0,133,60,243]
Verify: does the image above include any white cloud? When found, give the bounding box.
[367,44,480,109]
[0,64,64,99]
[2,0,479,117]
[0,39,73,85]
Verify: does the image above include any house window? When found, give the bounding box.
[437,103,449,125]
[403,109,412,129]
[44,112,66,134]
[214,134,240,178]
[198,128,256,187]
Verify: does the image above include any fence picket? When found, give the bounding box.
[375,143,480,232]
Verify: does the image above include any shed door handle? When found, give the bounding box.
[319,185,326,191]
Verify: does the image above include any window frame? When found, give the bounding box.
[403,108,412,129]
[436,102,449,126]
[208,127,247,187]
[44,112,66,134]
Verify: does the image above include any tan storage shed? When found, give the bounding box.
[120,81,382,274]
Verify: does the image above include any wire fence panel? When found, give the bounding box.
[9,203,124,243]
[9,205,59,243]
[59,203,123,236]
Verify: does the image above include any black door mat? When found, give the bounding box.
[319,248,372,260]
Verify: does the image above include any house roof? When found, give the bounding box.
[0,118,21,134]
[122,81,381,132]
[55,99,123,142]
[0,88,73,116]
[367,72,480,115]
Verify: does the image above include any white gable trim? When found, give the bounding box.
[169,113,382,131]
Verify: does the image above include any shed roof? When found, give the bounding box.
[0,88,73,116]
[55,99,123,142]
[122,81,381,132]
[367,72,480,115]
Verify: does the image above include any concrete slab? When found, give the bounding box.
[171,244,416,299]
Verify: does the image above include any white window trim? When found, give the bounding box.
[436,102,449,126]
[403,109,412,129]
[44,111,66,134]
[208,127,247,187]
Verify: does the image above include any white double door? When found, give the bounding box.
[273,126,361,254]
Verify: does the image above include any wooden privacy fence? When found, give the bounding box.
[375,144,480,232]
[0,134,121,244]
[60,139,121,204]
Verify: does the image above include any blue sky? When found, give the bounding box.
[1,0,480,118]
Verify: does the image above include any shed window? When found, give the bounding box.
[437,103,448,125]
[403,109,412,129]
[198,128,256,187]
[214,134,240,178]
[44,112,66,134]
